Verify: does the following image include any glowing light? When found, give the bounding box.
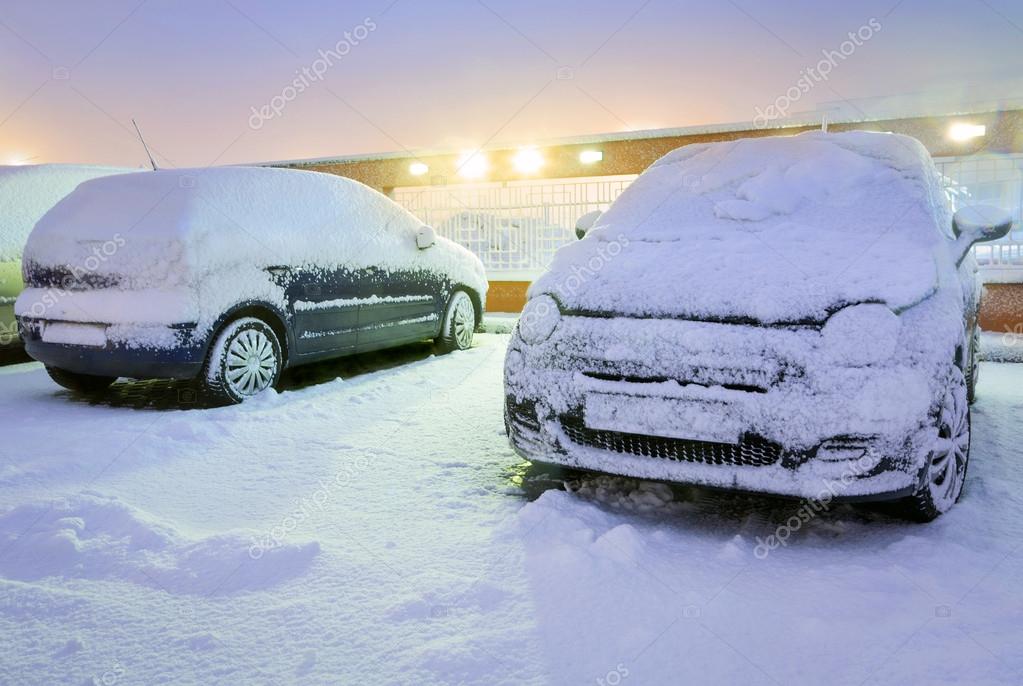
[579,150,603,164]
[409,161,429,176]
[949,123,986,142]
[512,147,545,174]
[457,150,488,179]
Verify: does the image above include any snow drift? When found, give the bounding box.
[0,494,318,594]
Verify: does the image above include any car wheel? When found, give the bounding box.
[45,366,116,394]
[203,317,283,404]
[897,366,970,522]
[436,291,476,353]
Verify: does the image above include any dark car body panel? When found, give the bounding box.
[17,263,474,381]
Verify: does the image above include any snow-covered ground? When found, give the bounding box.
[0,334,1021,685]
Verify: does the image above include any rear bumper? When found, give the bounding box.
[19,318,205,380]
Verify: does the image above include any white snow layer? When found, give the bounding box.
[18,166,487,334]
[0,336,1021,684]
[531,131,956,323]
[0,494,318,594]
[0,164,134,262]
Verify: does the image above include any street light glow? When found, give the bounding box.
[512,147,545,174]
[457,150,488,179]
[949,123,986,142]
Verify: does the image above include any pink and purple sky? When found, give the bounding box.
[2,0,1022,167]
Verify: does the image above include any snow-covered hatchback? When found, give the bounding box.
[504,131,1012,520]
[16,167,487,403]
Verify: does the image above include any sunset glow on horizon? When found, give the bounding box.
[2,0,1022,167]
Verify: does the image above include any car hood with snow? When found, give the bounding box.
[530,131,955,324]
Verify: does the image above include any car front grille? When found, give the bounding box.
[560,416,782,467]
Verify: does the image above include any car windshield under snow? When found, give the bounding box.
[531,131,953,324]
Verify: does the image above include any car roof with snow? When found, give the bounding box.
[531,130,955,324]
[24,165,486,292]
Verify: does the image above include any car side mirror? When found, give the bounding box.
[416,225,436,250]
[575,210,602,240]
[951,205,1013,265]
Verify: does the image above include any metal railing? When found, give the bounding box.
[934,154,1023,274]
[394,176,636,278]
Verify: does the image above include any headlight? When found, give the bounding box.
[821,304,900,367]
[517,295,561,345]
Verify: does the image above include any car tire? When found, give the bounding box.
[202,317,283,405]
[436,290,476,353]
[45,366,117,394]
[896,366,971,522]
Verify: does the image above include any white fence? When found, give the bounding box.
[393,176,636,279]
[394,155,1023,280]
[934,154,1023,274]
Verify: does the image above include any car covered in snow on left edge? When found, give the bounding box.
[1,164,133,353]
[505,130,1013,521]
[16,167,487,403]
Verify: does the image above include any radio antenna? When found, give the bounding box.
[131,118,159,170]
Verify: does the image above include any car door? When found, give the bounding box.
[353,218,446,351]
[286,264,362,356]
[354,263,444,350]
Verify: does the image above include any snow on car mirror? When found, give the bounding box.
[416,225,437,250]
[953,205,1013,242]
[951,205,1014,265]
[575,210,602,240]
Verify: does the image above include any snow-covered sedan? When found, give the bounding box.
[16,167,487,403]
[504,131,1012,520]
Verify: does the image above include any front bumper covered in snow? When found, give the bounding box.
[505,315,937,500]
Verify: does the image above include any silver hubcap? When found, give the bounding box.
[928,372,969,509]
[451,296,474,349]
[225,329,277,397]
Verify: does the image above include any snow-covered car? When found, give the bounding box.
[504,131,1013,520]
[1,165,133,352]
[15,167,487,403]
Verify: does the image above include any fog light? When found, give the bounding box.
[817,443,867,462]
